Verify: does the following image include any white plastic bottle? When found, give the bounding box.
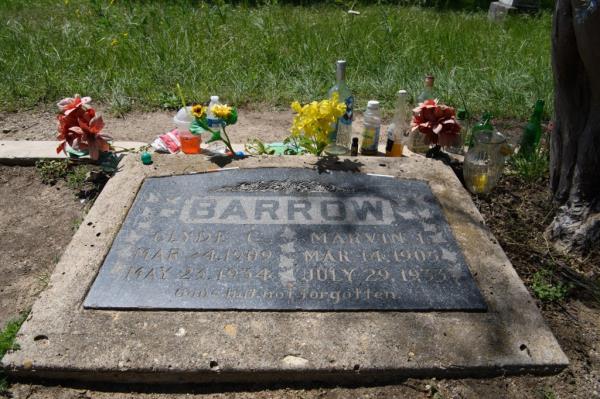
[360,100,381,155]
[207,95,222,131]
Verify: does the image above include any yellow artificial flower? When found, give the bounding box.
[291,101,302,113]
[212,104,232,119]
[289,94,346,144]
[191,104,206,119]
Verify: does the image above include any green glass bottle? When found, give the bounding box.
[467,112,494,148]
[519,99,544,159]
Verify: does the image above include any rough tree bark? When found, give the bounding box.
[547,0,600,254]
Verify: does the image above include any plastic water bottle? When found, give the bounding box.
[360,100,381,155]
[207,95,222,131]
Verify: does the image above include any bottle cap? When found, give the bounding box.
[367,100,380,109]
[352,137,358,143]
[210,95,219,102]
[336,60,347,81]
[398,90,408,96]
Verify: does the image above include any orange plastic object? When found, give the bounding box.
[180,132,201,154]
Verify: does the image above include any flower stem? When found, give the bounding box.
[221,126,236,155]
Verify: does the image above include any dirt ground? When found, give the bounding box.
[0,107,296,146]
[0,107,523,148]
[0,111,598,399]
[0,166,85,327]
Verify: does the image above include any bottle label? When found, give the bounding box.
[361,126,380,152]
[386,123,395,140]
[340,96,354,125]
[207,118,222,129]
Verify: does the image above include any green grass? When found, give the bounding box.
[510,148,549,182]
[0,312,28,393]
[0,0,552,118]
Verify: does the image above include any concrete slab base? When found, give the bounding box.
[1,154,568,384]
[0,141,147,165]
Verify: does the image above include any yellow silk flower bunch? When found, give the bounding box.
[290,93,346,155]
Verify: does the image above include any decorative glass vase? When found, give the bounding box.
[463,130,509,194]
[407,129,430,154]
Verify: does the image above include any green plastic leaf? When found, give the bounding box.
[190,118,211,136]
[206,130,222,143]
[225,108,238,125]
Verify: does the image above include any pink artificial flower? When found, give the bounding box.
[411,99,461,147]
[56,95,92,154]
[57,95,91,114]
[69,108,112,160]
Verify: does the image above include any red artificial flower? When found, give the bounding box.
[411,99,461,147]
[69,108,112,160]
[56,95,112,160]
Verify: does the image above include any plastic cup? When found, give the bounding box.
[174,106,193,133]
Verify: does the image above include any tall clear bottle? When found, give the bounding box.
[325,60,354,155]
[385,90,410,157]
[408,75,437,154]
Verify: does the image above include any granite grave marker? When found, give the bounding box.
[85,168,486,311]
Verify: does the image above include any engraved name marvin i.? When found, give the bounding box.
[84,169,487,311]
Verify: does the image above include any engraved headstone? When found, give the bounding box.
[499,0,539,10]
[489,0,539,21]
[84,169,486,311]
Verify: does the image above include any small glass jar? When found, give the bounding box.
[407,129,430,154]
[463,130,509,194]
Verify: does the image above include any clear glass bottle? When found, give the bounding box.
[416,74,437,103]
[385,90,409,157]
[360,100,381,156]
[445,108,468,155]
[325,60,354,155]
[408,76,437,154]
[463,130,509,195]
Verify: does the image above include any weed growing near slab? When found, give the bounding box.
[509,149,549,183]
[66,165,89,191]
[0,1,552,118]
[531,268,571,303]
[0,312,28,393]
[35,159,68,184]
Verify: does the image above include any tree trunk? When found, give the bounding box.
[547,0,600,254]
